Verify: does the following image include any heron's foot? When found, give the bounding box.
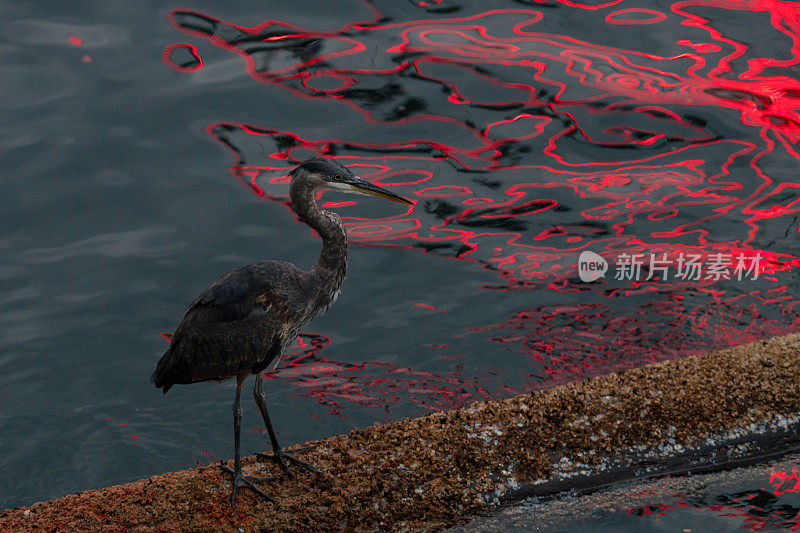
[219,465,277,508]
[256,447,321,477]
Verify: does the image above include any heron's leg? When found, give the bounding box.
[219,375,276,508]
[253,373,321,476]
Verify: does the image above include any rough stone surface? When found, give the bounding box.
[2,333,799,531]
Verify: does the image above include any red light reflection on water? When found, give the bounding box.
[163,1,800,413]
[770,466,800,496]
[264,334,493,415]
[627,486,800,530]
[162,43,203,73]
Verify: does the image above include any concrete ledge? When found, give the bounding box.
[2,334,799,531]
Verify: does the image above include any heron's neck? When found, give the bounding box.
[290,180,348,286]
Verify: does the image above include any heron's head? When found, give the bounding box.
[290,157,413,206]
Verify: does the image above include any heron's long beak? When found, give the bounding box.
[347,177,414,205]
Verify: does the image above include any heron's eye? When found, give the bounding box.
[333,174,342,181]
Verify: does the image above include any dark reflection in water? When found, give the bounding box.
[624,487,800,531]
[0,1,798,524]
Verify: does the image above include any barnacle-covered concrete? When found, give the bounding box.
[2,334,799,531]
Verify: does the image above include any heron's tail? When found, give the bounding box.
[151,350,174,394]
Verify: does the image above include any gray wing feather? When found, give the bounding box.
[152,261,312,391]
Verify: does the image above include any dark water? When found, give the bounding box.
[1,0,799,527]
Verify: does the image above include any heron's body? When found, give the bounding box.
[151,157,411,507]
[152,261,319,387]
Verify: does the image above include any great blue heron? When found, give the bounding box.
[151,157,413,507]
